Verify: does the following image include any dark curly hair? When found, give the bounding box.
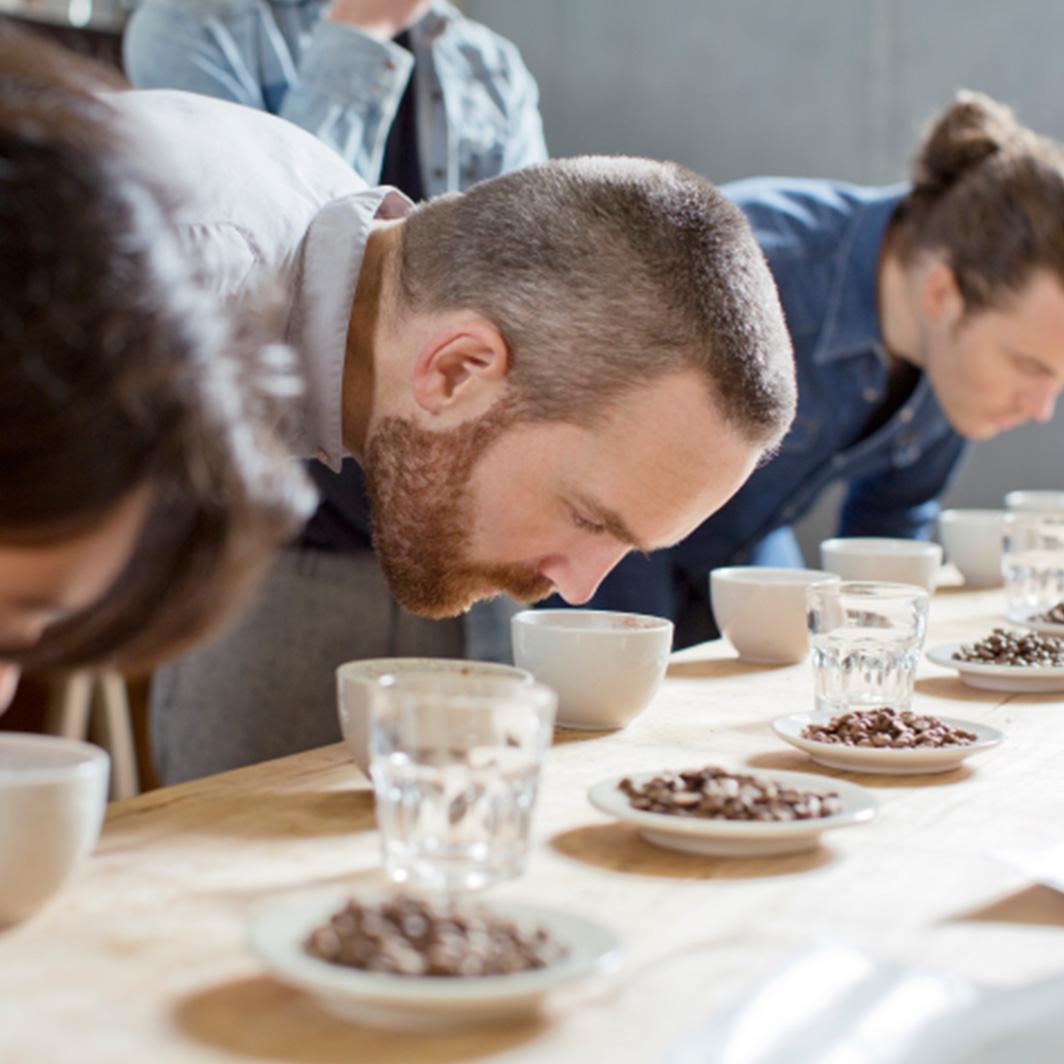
[0,24,316,671]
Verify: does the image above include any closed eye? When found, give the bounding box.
[568,506,607,535]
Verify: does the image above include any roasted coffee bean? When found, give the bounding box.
[801,707,976,748]
[952,628,1064,667]
[619,765,842,821]
[305,895,567,977]
[1031,601,1064,626]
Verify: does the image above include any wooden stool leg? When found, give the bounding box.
[96,671,140,801]
[47,671,94,740]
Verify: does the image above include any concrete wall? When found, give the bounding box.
[464,0,1064,559]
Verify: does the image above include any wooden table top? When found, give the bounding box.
[3,583,1064,1063]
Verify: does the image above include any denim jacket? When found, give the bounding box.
[123,0,548,195]
[583,178,967,646]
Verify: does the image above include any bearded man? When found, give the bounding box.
[111,91,796,783]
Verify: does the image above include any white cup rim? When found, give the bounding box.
[820,536,942,556]
[511,608,673,634]
[337,658,531,684]
[0,733,109,787]
[711,566,840,585]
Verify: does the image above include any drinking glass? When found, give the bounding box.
[806,582,930,716]
[1002,512,1064,622]
[368,674,557,892]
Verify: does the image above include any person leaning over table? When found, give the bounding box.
[124,0,548,727]
[574,90,1064,649]
[0,27,316,716]
[103,87,798,784]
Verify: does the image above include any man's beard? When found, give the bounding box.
[363,404,554,618]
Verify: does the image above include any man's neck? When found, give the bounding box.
[341,222,402,460]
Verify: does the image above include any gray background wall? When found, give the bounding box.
[465,0,1064,560]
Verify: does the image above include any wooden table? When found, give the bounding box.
[3,584,1064,1062]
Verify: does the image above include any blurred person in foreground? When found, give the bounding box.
[0,26,315,715]
[581,91,1064,647]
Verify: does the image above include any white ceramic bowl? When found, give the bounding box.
[820,537,942,591]
[0,734,109,927]
[336,658,532,775]
[1005,490,1064,513]
[710,567,840,664]
[938,509,1006,588]
[250,890,621,1031]
[511,609,673,730]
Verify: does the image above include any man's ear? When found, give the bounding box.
[920,260,964,326]
[411,314,510,420]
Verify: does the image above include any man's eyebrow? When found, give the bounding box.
[574,493,652,555]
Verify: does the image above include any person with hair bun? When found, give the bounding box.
[584,90,1064,648]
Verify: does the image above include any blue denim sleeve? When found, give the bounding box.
[277,20,414,180]
[838,434,968,540]
[496,39,548,169]
[124,3,276,108]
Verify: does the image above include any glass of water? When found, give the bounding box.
[806,581,930,716]
[1002,512,1064,621]
[368,674,557,892]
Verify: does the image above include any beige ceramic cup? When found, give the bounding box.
[820,537,942,591]
[938,509,1006,588]
[710,566,840,663]
[511,609,673,730]
[336,658,533,775]
[0,734,109,928]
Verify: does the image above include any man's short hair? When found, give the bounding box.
[397,156,796,445]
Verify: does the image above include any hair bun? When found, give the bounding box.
[912,90,1019,196]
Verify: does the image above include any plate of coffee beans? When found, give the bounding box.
[250,890,621,1030]
[588,764,876,857]
[1007,600,1064,639]
[928,628,1064,692]
[772,708,1002,775]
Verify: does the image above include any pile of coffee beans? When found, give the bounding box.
[619,766,841,821]
[305,895,566,977]
[801,707,976,748]
[953,628,1064,667]
[1031,601,1064,625]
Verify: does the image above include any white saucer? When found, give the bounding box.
[250,891,621,1031]
[927,643,1064,693]
[1005,611,1064,639]
[771,712,1003,775]
[587,768,877,857]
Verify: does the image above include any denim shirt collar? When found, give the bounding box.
[813,184,908,365]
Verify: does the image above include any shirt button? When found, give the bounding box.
[899,407,915,423]
[431,88,443,102]
[383,60,397,72]
[782,505,797,519]
[832,455,846,469]
[862,387,879,403]
[433,167,446,179]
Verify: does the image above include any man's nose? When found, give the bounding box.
[538,543,629,605]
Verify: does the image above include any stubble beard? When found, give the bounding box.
[363,404,554,618]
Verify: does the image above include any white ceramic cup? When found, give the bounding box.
[511,609,673,730]
[0,734,109,928]
[819,537,942,591]
[336,658,532,775]
[710,567,840,664]
[938,509,1006,588]
[1004,490,1064,514]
